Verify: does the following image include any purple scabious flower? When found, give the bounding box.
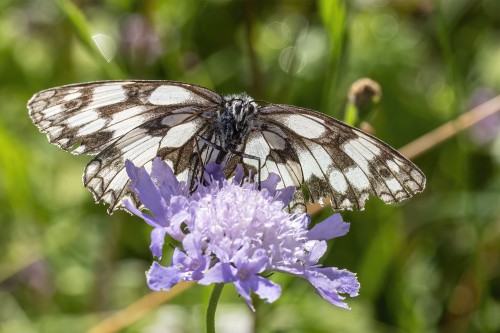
[124,158,360,310]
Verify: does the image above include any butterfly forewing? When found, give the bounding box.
[28,80,222,211]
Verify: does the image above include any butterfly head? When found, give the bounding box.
[221,96,258,131]
[212,96,259,148]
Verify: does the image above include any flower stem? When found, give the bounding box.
[206,283,224,333]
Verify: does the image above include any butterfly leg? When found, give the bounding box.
[194,136,207,184]
[195,135,233,183]
[194,135,221,186]
[195,135,262,189]
[228,148,261,189]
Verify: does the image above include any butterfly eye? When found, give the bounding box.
[247,102,257,115]
[234,102,242,115]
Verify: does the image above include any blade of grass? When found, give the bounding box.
[398,95,500,159]
[86,282,196,333]
[54,0,125,79]
[0,123,33,219]
[318,0,348,116]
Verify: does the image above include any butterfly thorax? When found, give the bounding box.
[216,96,258,150]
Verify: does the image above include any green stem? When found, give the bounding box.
[206,283,224,333]
[343,101,358,126]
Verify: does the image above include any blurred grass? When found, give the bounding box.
[0,1,499,333]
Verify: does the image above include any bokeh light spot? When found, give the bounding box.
[92,33,116,62]
[426,81,455,114]
[263,22,291,49]
[371,13,399,40]
[279,46,306,74]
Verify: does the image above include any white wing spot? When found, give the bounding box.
[282,114,326,139]
[107,114,150,139]
[123,136,162,161]
[341,198,354,210]
[72,144,87,155]
[385,178,403,193]
[115,128,149,150]
[85,160,100,180]
[263,161,281,181]
[161,113,194,127]
[48,126,63,140]
[304,141,334,170]
[66,110,100,128]
[31,100,48,112]
[92,84,127,96]
[411,170,424,185]
[358,137,381,155]
[62,92,82,102]
[262,131,286,150]
[58,138,69,146]
[358,193,369,208]
[329,170,348,194]
[243,132,271,169]
[296,146,324,181]
[276,163,297,187]
[387,160,400,173]
[342,141,370,171]
[285,160,303,185]
[160,119,203,148]
[36,90,56,100]
[379,192,394,203]
[345,166,370,191]
[85,85,127,110]
[149,86,198,105]
[176,168,189,183]
[39,120,51,128]
[302,114,325,123]
[110,106,147,123]
[41,104,64,118]
[347,138,378,161]
[77,118,107,136]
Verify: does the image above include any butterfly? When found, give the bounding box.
[28,80,425,213]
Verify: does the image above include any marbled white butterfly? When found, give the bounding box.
[28,80,425,213]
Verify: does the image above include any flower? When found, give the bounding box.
[124,158,360,310]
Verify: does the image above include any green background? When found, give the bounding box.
[1,0,499,332]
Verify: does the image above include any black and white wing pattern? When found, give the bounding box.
[28,80,223,212]
[238,104,426,211]
[28,79,425,214]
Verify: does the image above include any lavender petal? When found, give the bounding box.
[307,214,350,241]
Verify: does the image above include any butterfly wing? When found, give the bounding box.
[243,103,426,211]
[28,80,223,212]
[28,81,425,213]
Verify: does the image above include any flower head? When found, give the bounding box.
[124,158,359,310]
